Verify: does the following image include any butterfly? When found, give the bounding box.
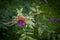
[16,16,26,26]
[3,16,26,27]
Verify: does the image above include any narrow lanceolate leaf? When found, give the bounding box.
[29,25,34,29]
[27,32,33,35]
[16,8,23,16]
[21,33,26,37]
[30,7,36,12]
[26,20,35,26]
[29,11,32,15]
[27,36,36,40]
[19,36,26,40]
[38,27,44,35]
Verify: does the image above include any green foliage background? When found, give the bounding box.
[0,0,60,40]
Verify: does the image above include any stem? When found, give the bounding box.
[33,15,40,40]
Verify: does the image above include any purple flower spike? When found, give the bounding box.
[18,20,24,26]
[56,18,60,22]
[48,18,56,22]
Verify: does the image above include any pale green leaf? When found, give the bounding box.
[38,27,44,35]
[30,7,36,12]
[16,8,23,16]
[29,25,34,29]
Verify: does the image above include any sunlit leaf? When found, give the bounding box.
[36,6,40,9]
[29,25,34,29]
[16,8,23,16]
[30,7,36,12]
[21,33,26,37]
[27,32,33,35]
[27,36,36,40]
[19,36,26,40]
[26,20,35,25]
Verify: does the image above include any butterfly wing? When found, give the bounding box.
[18,20,24,26]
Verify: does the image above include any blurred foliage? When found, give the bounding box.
[0,0,60,40]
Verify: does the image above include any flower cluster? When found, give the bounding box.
[48,18,60,22]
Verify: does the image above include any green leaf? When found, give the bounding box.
[29,25,34,29]
[38,27,44,35]
[26,20,35,26]
[27,36,36,40]
[30,7,36,12]
[16,8,23,16]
